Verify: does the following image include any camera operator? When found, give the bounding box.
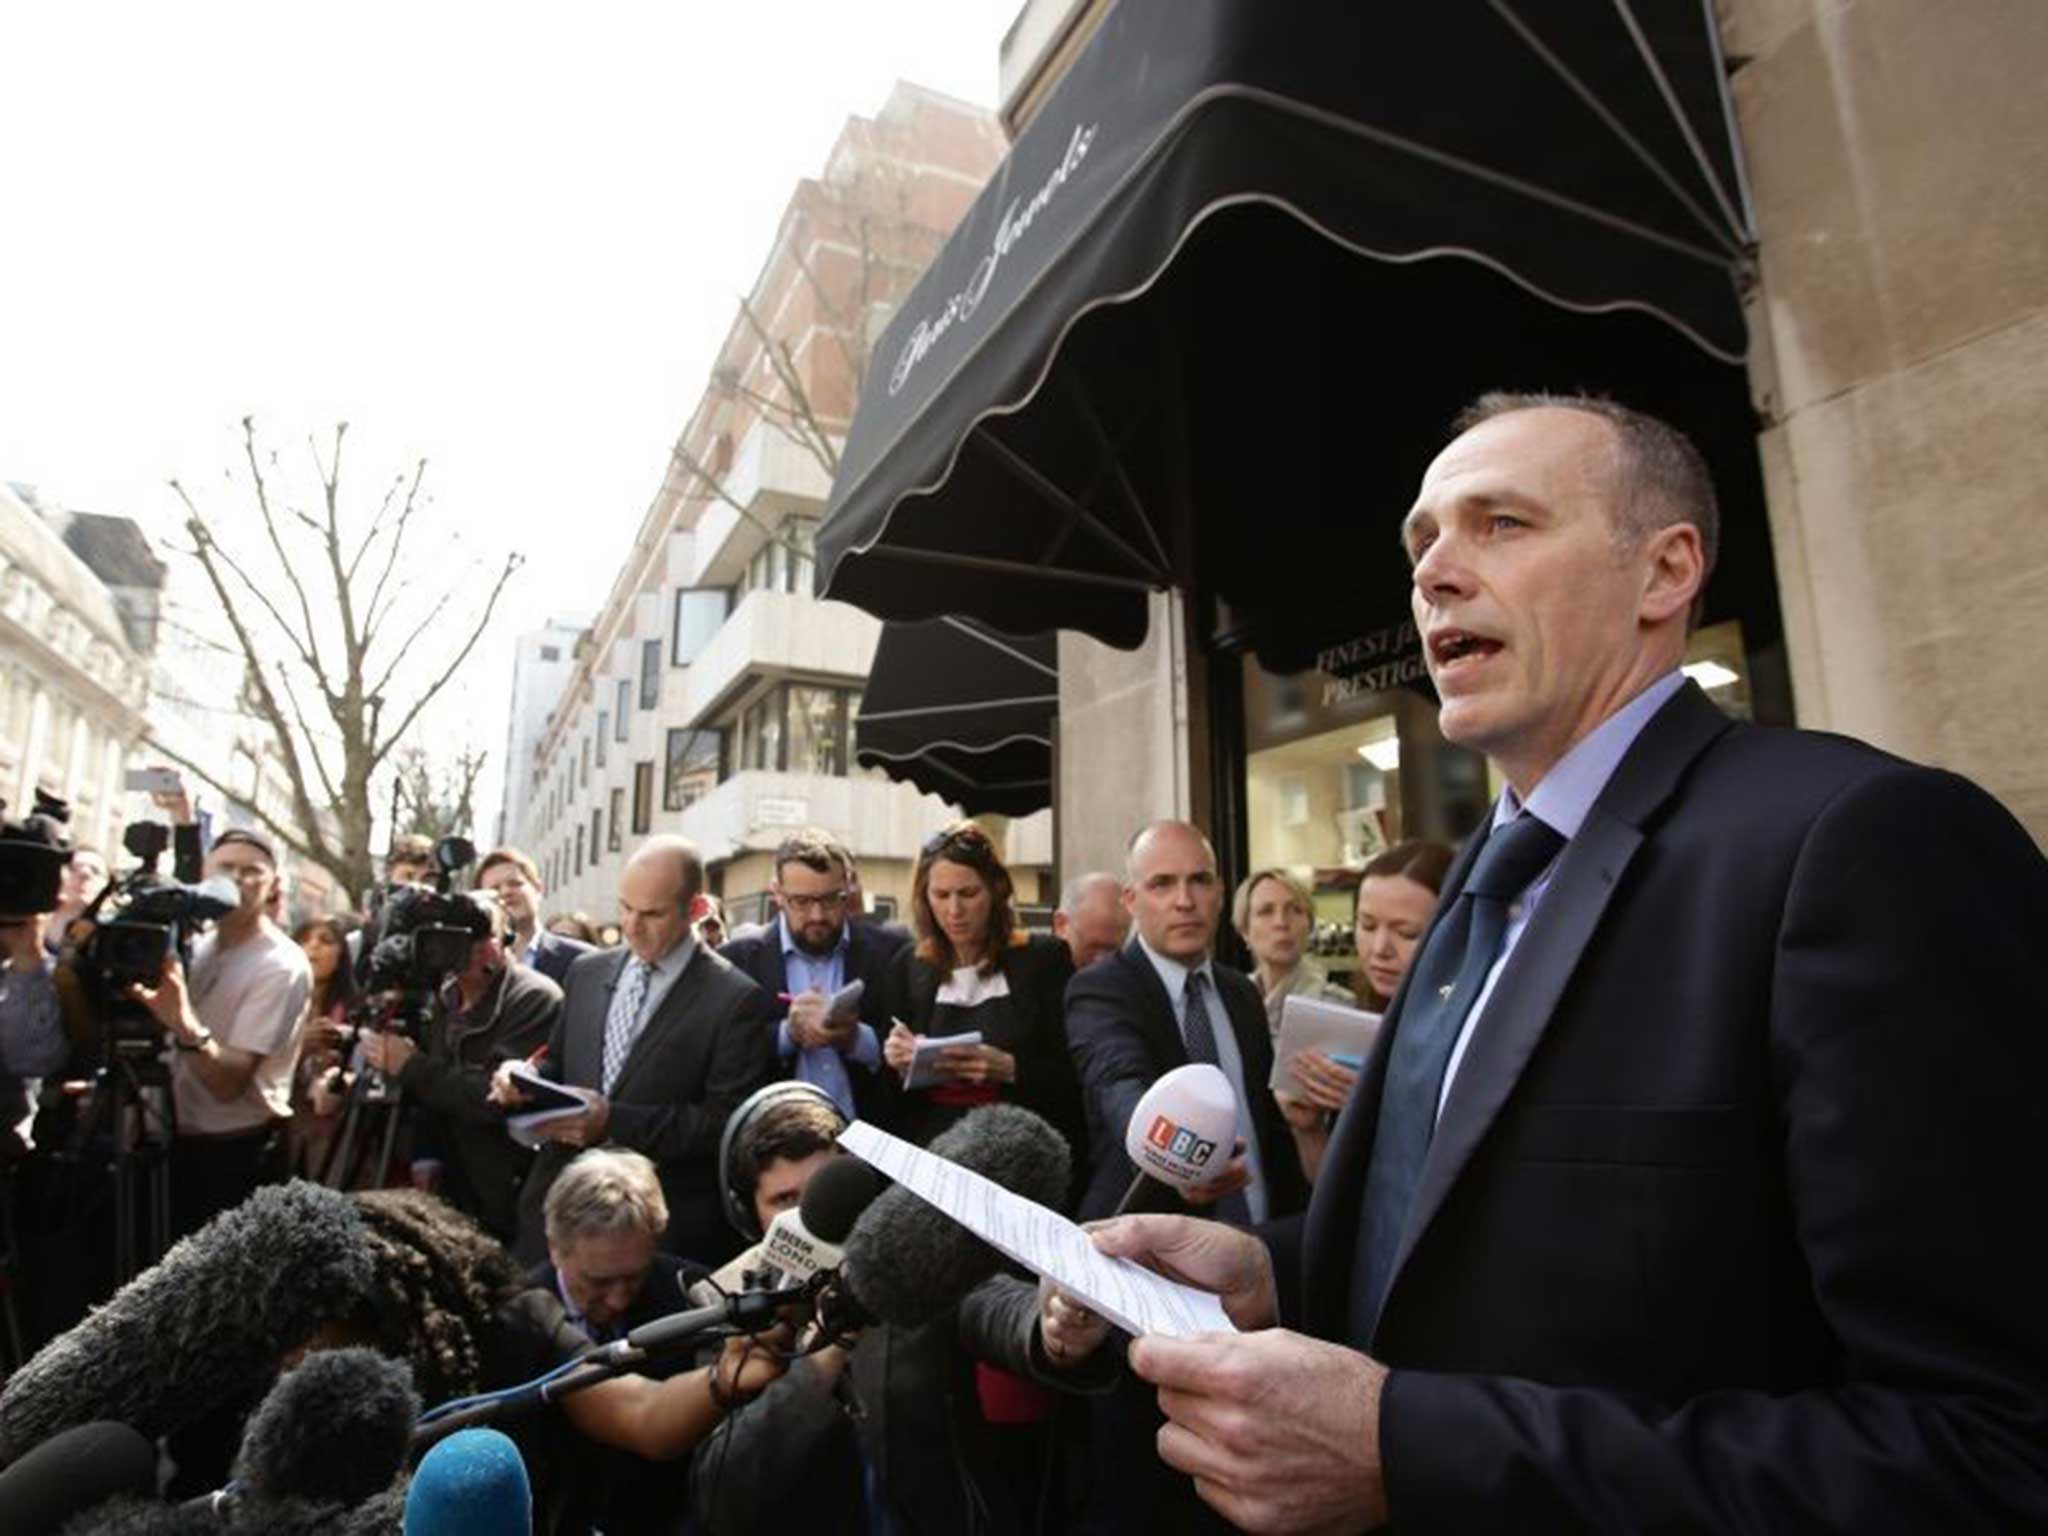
[359,892,562,1244]
[1,911,69,1159]
[126,828,312,1237]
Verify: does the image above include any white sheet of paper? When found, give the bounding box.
[901,1029,983,1090]
[838,1119,1235,1340]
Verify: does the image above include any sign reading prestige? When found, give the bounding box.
[888,121,1098,397]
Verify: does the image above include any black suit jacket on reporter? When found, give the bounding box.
[515,943,774,1267]
[1066,937,1308,1224]
[1286,680,2048,1530]
[718,918,908,1126]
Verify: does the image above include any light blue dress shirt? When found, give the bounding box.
[774,916,880,1118]
[1137,936,1269,1223]
[1435,670,1687,1117]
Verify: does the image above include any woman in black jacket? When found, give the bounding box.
[881,821,1086,1202]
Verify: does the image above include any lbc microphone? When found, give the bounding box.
[1113,1062,1240,1215]
[821,1103,1071,1332]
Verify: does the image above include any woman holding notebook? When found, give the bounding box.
[880,821,1085,1191]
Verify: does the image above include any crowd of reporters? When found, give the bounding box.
[1,783,1432,1533]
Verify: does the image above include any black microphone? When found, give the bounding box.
[0,1181,374,1462]
[823,1103,1071,1330]
[0,1420,156,1536]
[234,1348,418,1507]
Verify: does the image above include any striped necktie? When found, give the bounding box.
[601,958,656,1094]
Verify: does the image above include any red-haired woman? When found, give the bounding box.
[881,821,1085,1183]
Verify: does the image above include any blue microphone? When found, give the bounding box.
[404,1428,533,1535]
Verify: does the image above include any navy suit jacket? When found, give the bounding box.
[719,918,907,1126]
[525,930,594,987]
[1286,680,2048,1530]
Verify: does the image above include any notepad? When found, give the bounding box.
[503,1061,603,1148]
[901,1029,983,1091]
[1268,993,1382,1093]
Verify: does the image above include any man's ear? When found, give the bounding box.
[1638,522,1705,628]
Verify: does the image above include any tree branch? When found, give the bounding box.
[239,417,335,698]
[370,550,523,769]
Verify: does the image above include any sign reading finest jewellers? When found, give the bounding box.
[887,122,1098,398]
[1315,619,1429,706]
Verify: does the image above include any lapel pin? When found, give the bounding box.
[1439,983,1456,1000]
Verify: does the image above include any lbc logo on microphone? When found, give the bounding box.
[1146,1113,1219,1170]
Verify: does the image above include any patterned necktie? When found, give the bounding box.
[1350,813,1566,1346]
[1180,970,1252,1225]
[601,959,656,1094]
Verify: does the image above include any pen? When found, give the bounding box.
[526,1044,549,1067]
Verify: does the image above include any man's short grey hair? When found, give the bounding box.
[1058,871,1122,914]
[543,1147,669,1250]
[1452,391,1720,595]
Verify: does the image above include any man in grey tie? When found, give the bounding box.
[1050,395,2048,1531]
[1063,819,1309,1534]
[495,835,775,1265]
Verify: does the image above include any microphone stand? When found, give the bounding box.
[411,1287,802,1454]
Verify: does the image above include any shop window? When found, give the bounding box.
[1681,619,1754,721]
[1241,638,1490,992]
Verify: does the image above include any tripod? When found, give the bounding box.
[318,990,434,1191]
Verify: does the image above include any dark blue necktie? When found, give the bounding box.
[1349,813,1565,1346]
[1181,971,1251,1225]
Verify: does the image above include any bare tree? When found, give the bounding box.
[164,418,519,897]
[391,742,487,844]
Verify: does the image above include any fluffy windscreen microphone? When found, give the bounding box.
[403,1429,532,1536]
[834,1104,1070,1328]
[0,1420,155,1536]
[0,1181,374,1462]
[235,1348,420,1507]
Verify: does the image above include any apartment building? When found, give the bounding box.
[513,83,1050,929]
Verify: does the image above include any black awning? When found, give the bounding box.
[853,618,1057,817]
[817,0,1756,656]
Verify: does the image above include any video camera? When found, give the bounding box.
[352,835,487,996]
[73,821,240,1047]
[0,791,73,919]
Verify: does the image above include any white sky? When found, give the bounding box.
[1,2,1013,833]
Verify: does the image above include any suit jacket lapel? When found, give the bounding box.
[1302,831,1483,1334]
[611,948,702,1098]
[1374,682,1736,1324]
[1120,940,1188,1069]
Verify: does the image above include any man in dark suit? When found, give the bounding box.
[718,828,908,1124]
[494,835,774,1267]
[1067,820,1308,1225]
[1073,395,2048,1531]
[1064,818,1308,1533]
[478,846,594,986]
